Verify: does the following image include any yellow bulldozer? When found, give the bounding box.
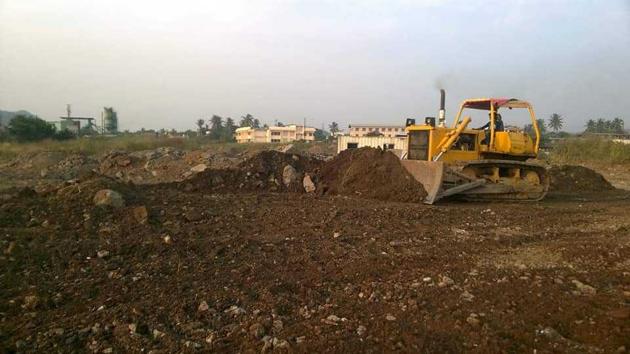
[402,90,549,203]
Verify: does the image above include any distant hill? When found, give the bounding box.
[0,110,36,127]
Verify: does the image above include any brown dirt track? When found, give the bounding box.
[1,150,629,353]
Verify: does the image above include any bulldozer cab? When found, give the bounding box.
[452,98,541,159]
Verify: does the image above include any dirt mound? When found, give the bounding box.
[184,151,324,193]
[316,147,427,202]
[549,165,615,193]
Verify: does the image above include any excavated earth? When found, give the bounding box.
[1,148,629,353]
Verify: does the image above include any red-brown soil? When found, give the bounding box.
[549,165,615,193]
[316,148,428,203]
[1,149,629,353]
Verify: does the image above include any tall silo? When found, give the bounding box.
[103,107,118,134]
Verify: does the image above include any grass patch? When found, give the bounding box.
[549,138,630,164]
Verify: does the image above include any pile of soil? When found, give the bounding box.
[549,165,615,193]
[316,147,427,202]
[184,151,324,193]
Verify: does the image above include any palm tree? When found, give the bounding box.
[195,119,205,134]
[209,115,223,139]
[548,113,563,132]
[328,122,340,135]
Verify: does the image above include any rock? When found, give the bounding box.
[224,305,246,317]
[191,164,208,173]
[249,323,266,339]
[333,232,341,239]
[422,277,432,283]
[163,235,173,244]
[385,314,396,321]
[356,325,367,336]
[132,206,149,224]
[296,336,306,344]
[184,209,203,222]
[103,348,113,354]
[572,280,597,296]
[115,171,124,179]
[4,241,15,255]
[93,189,125,208]
[22,295,39,310]
[272,338,290,349]
[198,301,209,312]
[460,290,475,302]
[303,175,316,193]
[97,250,110,258]
[282,165,298,187]
[152,329,165,339]
[438,275,455,287]
[272,319,283,332]
[466,313,480,327]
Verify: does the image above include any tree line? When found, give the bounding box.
[1,115,76,142]
[585,118,625,134]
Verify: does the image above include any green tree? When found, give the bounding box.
[239,114,254,127]
[222,117,237,141]
[595,118,606,133]
[328,121,340,135]
[276,121,285,127]
[548,113,563,132]
[209,115,224,139]
[313,129,328,141]
[586,119,596,132]
[611,117,625,134]
[195,119,206,135]
[8,115,55,142]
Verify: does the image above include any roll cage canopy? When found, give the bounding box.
[452,97,540,153]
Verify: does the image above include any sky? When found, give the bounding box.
[1,0,629,132]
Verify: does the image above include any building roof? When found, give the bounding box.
[349,124,404,128]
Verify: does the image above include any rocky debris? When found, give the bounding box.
[249,323,266,339]
[537,327,604,353]
[96,250,110,258]
[460,291,475,302]
[131,206,149,224]
[224,305,246,317]
[356,325,367,336]
[185,151,324,193]
[198,301,209,312]
[21,295,39,310]
[93,189,125,208]
[303,174,316,193]
[316,147,428,202]
[190,164,208,173]
[385,314,396,321]
[163,235,173,244]
[572,280,597,296]
[466,313,481,327]
[438,275,455,287]
[549,165,614,193]
[282,165,298,187]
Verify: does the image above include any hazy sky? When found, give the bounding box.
[1,0,629,132]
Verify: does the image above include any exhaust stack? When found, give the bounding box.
[438,89,446,127]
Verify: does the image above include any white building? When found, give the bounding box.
[235,125,316,143]
[348,124,406,138]
[337,135,408,156]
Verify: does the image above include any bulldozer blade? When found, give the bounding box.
[401,160,445,204]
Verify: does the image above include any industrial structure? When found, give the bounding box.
[49,105,119,135]
[235,124,316,143]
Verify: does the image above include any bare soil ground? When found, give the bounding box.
[1,147,629,353]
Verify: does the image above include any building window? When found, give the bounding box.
[271,139,280,142]
[362,128,366,131]
[271,131,280,136]
[347,143,358,149]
